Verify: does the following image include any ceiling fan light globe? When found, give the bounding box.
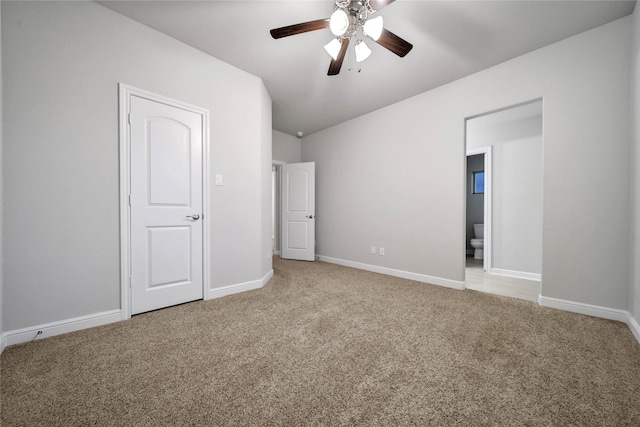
[355,40,372,63]
[324,38,342,60]
[329,9,349,36]
[363,16,384,40]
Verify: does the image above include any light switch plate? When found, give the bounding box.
[215,174,223,186]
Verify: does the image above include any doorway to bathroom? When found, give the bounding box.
[466,147,491,273]
[464,100,543,302]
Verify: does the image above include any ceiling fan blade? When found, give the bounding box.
[327,38,350,76]
[374,28,413,57]
[270,19,329,39]
[368,0,396,12]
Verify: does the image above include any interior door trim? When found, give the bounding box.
[118,84,211,320]
[466,146,492,274]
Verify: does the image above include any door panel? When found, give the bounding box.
[287,222,309,249]
[148,119,191,206]
[287,169,310,211]
[148,226,191,288]
[130,95,203,314]
[281,162,315,261]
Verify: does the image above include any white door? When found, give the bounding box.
[129,95,204,314]
[281,162,315,261]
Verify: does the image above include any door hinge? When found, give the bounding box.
[127,113,131,125]
[128,195,131,206]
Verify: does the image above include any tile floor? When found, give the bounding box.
[465,256,540,302]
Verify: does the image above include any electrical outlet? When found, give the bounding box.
[371,246,376,254]
[379,247,385,256]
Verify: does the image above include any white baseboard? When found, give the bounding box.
[3,270,277,351]
[207,269,273,300]
[538,297,640,345]
[3,309,122,348]
[538,295,629,323]
[491,268,541,282]
[263,269,274,285]
[627,313,640,344]
[318,255,465,290]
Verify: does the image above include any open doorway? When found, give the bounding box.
[272,161,285,256]
[464,100,543,302]
[466,147,492,273]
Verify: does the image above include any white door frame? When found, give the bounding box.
[272,160,286,256]
[466,146,492,273]
[119,84,211,320]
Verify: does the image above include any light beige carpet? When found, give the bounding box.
[2,257,639,426]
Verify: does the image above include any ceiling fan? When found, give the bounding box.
[270,0,413,76]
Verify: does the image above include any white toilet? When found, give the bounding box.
[470,224,484,260]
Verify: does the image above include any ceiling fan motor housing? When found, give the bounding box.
[334,0,374,38]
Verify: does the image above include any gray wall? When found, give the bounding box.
[632,6,640,322]
[466,154,484,252]
[261,84,273,275]
[302,17,630,310]
[2,1,272,331]
[492,136,542,275]
[468,113,543,276]
[273,130,302,164]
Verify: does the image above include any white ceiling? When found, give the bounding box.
[98,0,636,136]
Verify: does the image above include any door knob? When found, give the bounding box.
[306,215,314,219]
[186,214,200,220]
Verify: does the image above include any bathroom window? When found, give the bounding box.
[473,171,484,194]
